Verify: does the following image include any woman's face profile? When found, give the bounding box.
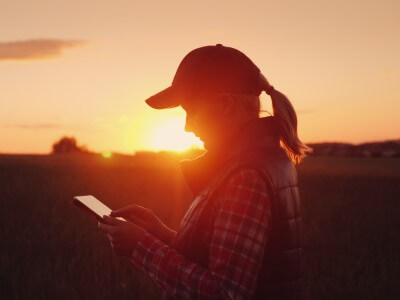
[181,95,223,150]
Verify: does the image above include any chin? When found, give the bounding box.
[202,141,213,151]
[199,136,212,151]
[201,139,208,150]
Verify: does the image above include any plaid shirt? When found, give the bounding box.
[131,168,271,299]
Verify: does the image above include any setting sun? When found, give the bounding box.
[149,117,203,151]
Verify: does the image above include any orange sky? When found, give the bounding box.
[1,0,399,154]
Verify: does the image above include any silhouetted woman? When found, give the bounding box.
[99,43,312,299]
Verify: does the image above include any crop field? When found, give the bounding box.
[1,153,399,299]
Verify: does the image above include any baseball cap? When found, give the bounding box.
[145,43,262,109]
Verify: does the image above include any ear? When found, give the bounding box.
[218,93,235,117]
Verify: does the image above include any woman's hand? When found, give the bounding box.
[110,204,176,245]
[98,215,146,257]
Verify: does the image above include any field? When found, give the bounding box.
[1,153,399,299]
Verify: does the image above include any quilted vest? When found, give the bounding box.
[167,116,302,299]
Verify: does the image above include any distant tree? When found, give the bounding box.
[51,136,89,154]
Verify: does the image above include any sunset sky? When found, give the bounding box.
[1,0,399,154]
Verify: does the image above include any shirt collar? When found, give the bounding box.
[179,116,280,195]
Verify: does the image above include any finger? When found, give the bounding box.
[107,232,123,244]
[110,204,139,216]
[103,215,130,227]
[111,204,148,217]
[108,234,118,243]
[111,240,125,249]
[123,214,149,228]
[110,239,124,247]
[98,222,117,234]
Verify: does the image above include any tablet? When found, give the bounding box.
[72,195,126,222]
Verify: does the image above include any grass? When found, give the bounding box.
[1,154,399,299]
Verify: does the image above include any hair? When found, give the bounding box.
[232,73,313,165]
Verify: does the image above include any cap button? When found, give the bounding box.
[216,43,223,47]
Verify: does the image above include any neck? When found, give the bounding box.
[204,117,254,153]
[180,116,280,195]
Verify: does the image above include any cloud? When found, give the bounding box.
[0,39,86,61]
[3,122,102,133]
[4,123,64,129]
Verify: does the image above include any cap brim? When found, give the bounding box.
[145,86,181,109]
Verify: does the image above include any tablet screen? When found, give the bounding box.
[73,195,125,221]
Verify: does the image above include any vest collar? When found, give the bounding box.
[179,116,280,195]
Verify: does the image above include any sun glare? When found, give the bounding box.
[150,117,203,151]
[102,151,113,158]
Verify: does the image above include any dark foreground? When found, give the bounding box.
[1,153,399,299]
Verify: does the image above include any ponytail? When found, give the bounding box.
[259,73,313,164]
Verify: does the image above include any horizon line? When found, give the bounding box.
[1,137,399,156]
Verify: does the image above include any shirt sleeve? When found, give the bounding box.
[131,168,271,299]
